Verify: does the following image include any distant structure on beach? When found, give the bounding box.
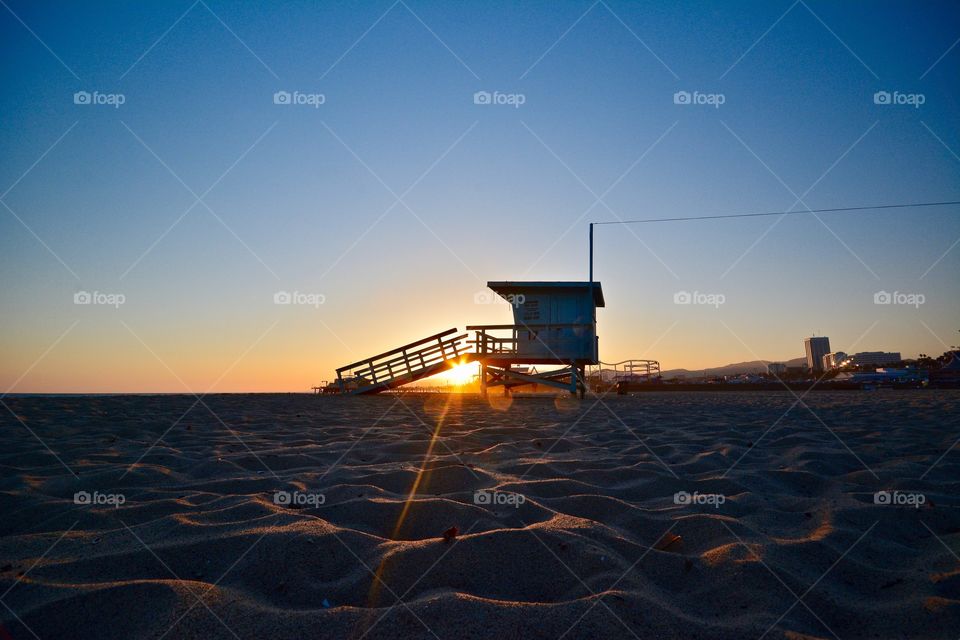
[767,362,787,376]
[822,351,848,370]
[804,336,831,372]
[846,351,902,367]
[820,350,902,370]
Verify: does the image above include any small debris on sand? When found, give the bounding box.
[655,532,683,552]
[442,526,459,543]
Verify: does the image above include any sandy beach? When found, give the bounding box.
[1,391,958,639]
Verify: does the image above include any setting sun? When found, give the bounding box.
[445,361,478,386]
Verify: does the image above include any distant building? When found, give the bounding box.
[849,351,901,367]
[804,336,831,373]
[822,351,848,370]
[849,368,922,384]
[767,362,787,376]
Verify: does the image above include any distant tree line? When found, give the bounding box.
[917,329,959,369]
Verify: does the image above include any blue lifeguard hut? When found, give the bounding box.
[467,281,604,397]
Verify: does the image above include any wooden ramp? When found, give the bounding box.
[335,328,473,395]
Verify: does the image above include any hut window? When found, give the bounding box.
[522,300,540,321]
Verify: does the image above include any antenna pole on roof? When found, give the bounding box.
[589,223,594,285]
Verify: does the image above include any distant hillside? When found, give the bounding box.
[660,357,807,378]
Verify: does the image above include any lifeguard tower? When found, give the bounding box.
[330,280,604,397]
[468,281,603,397]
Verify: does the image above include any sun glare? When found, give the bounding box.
[446,361,477,386]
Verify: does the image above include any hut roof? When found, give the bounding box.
[486,281,605,307]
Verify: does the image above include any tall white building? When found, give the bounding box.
[804,336,831,373]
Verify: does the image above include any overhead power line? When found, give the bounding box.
[592,200,960,226]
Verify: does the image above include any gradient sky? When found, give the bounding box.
[2,0,959,392]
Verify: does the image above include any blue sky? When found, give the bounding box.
[1,0,958,391]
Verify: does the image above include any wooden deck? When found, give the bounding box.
[335,328,473,395]
[466,323,598,365]
[330,323,599,396]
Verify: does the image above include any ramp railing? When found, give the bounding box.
[335,328,470,394]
